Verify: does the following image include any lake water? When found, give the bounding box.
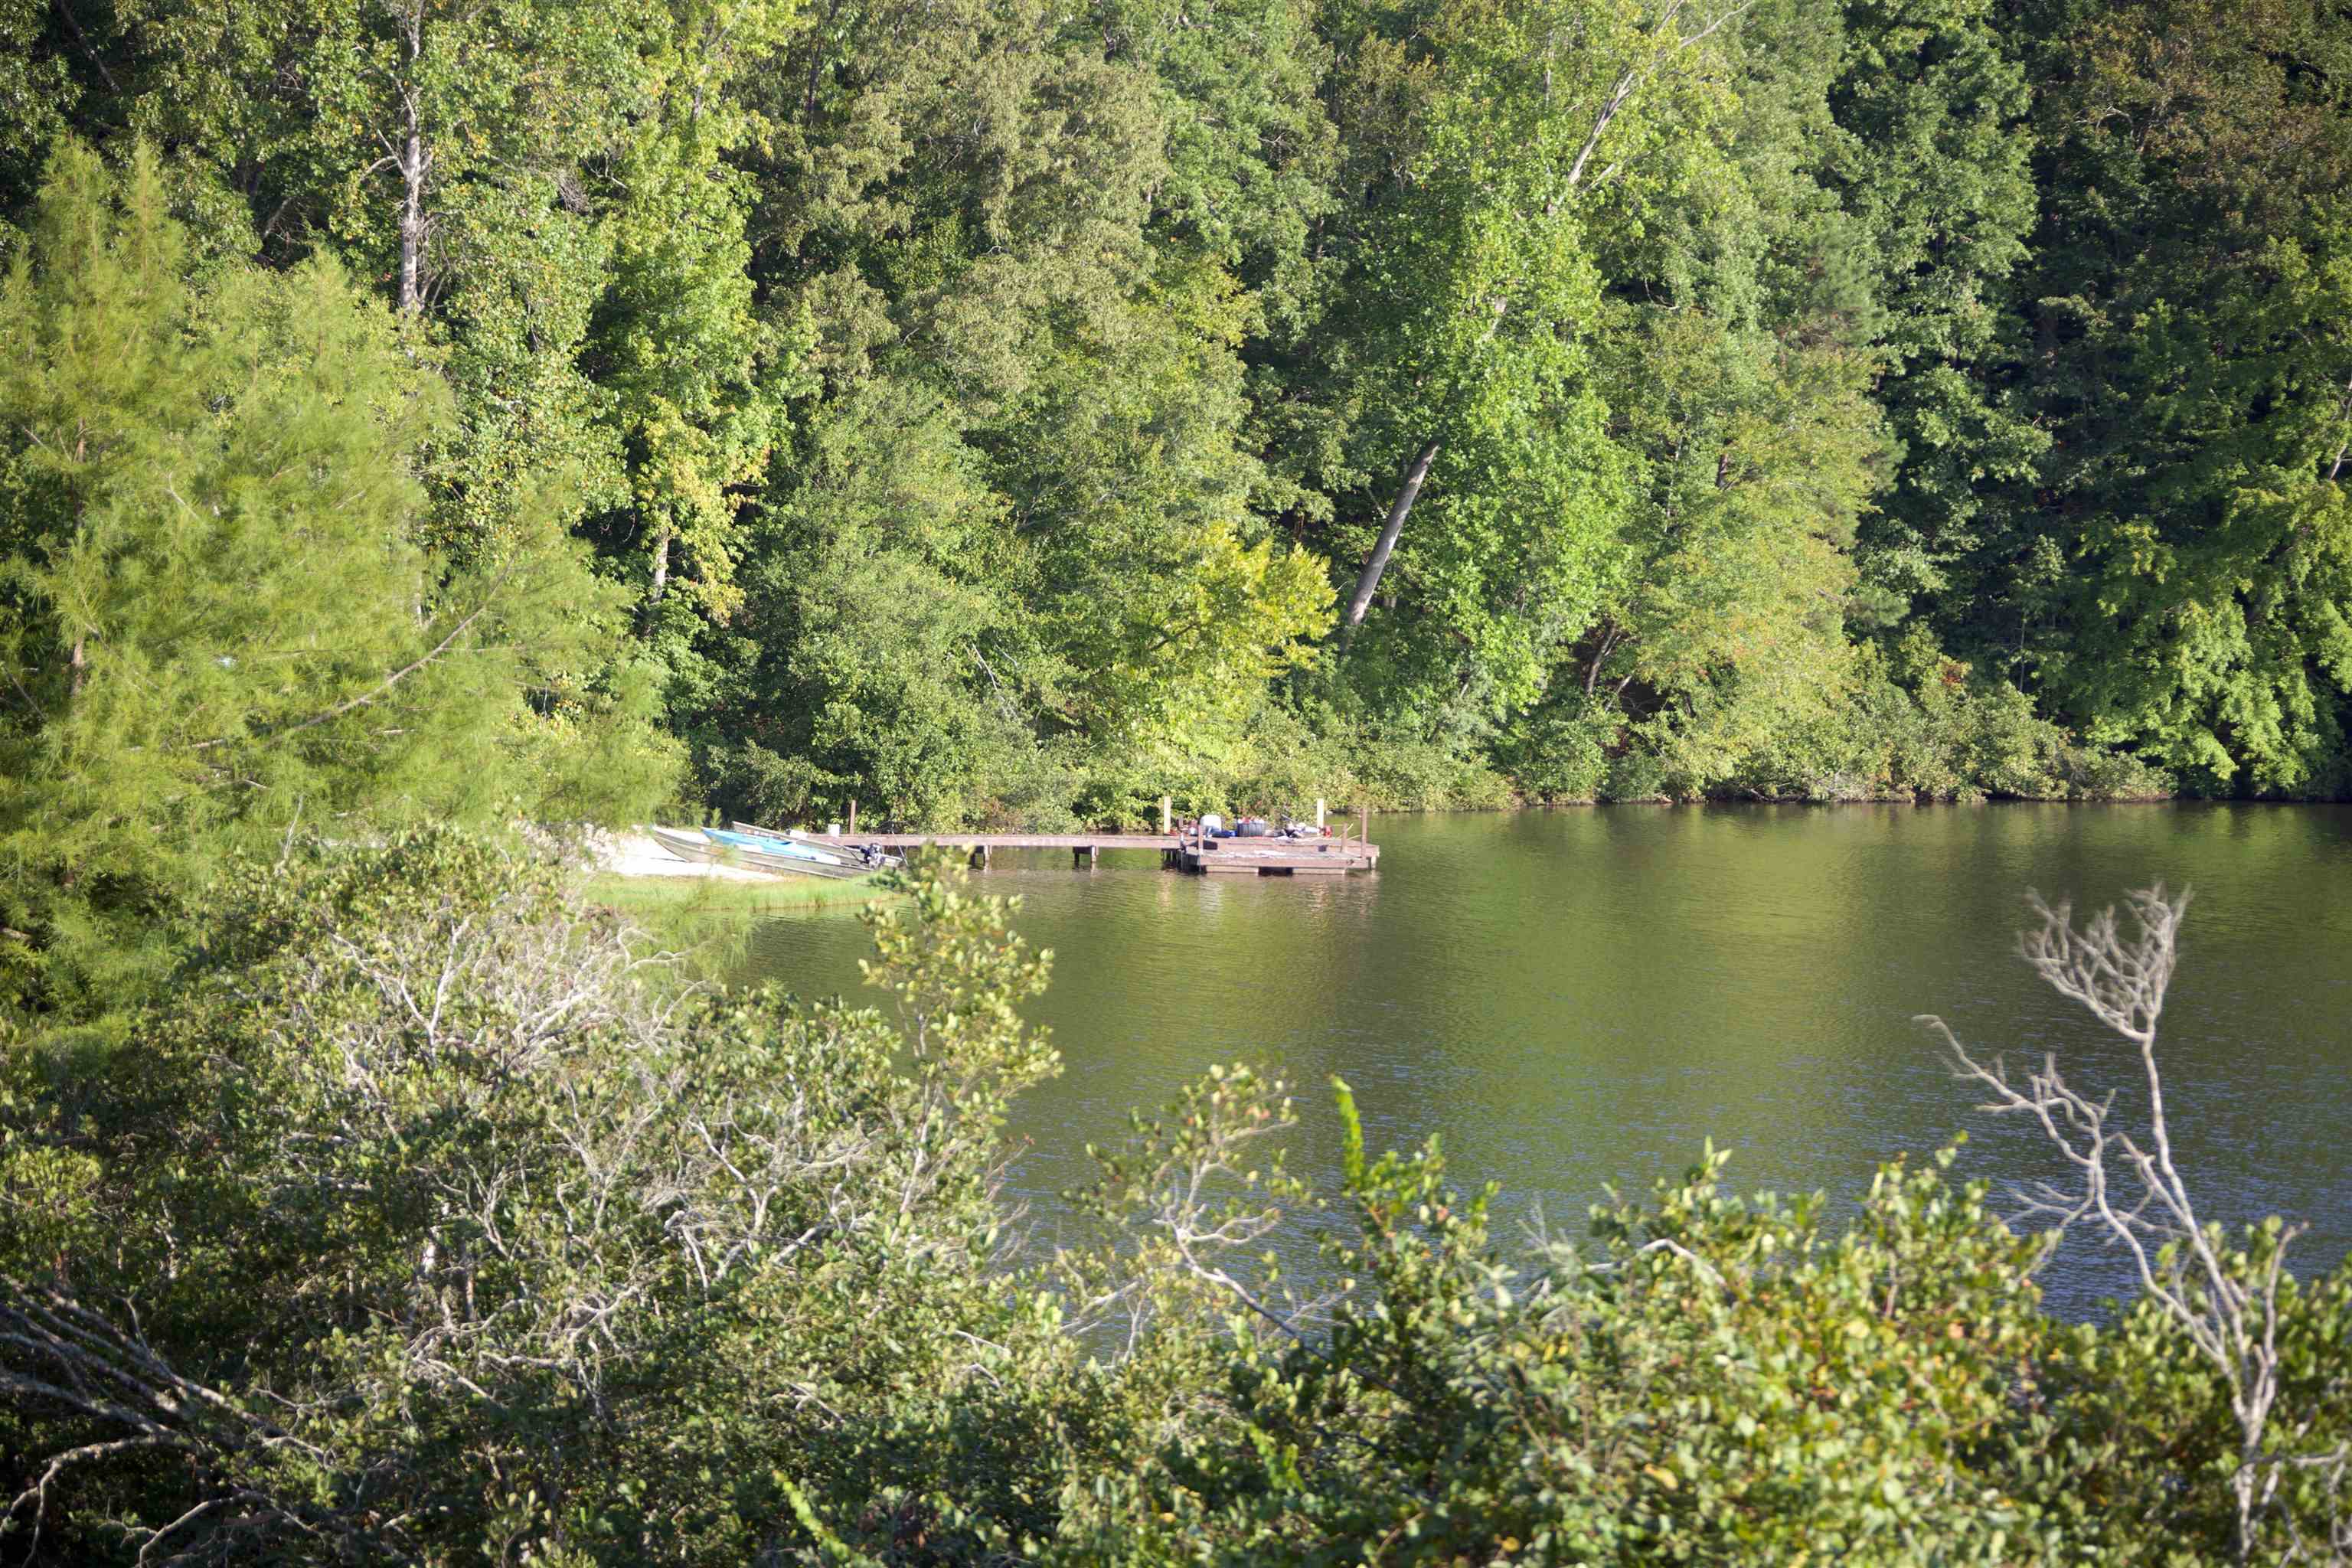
[740,805,2352,1315]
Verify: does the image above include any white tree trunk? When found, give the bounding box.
[395,8,429,315]
[2328,369,2352,482]
[1342,440,1439,642]
[648,524,673,606]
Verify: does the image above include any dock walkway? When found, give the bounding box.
[799,829,1379,875]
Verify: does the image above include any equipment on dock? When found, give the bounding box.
[1175,831,1368,874]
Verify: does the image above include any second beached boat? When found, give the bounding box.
[700,828,887,880]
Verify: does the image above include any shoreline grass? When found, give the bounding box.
[583,871,897,916]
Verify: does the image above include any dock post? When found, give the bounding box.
[1161,795,1171,835]
[969,844,990,871]
[848,800,857,837]
[1361,803,1369,850]
[1315,796,1325,828]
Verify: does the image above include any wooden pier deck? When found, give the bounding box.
[797,829,1379,875]
[1172,833,1377,874]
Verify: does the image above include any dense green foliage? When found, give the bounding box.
[0,149,674,1021]
[2,841,2345,1563]
[6,0,2347,831]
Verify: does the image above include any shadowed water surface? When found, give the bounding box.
[740,805,2352,1315]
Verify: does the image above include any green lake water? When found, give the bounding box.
[740,805,2352,1313]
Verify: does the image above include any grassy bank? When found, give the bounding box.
[583,871,896,916]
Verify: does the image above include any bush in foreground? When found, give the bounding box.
[2,838,2344,1563]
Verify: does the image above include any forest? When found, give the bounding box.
[8,0,2352,864]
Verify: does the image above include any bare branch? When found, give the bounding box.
[1923,884,2322,1563]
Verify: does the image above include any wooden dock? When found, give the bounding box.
[798,829,1378,875]
[1173,832,1377,875]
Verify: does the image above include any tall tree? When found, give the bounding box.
[1831,0,2042,632]
[1555,0,1906,788]
[2004,0,2352,792]
[579,0,806,635]
[0,145,671,1018]
[1283,0,1754,740]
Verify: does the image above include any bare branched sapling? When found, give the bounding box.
[1919,884,2334,1563]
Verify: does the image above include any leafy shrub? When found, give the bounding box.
[0,832,1102,1563]
[1701,637,2176,804]
[1495,696,1613,802]
[7,839,2344,1566]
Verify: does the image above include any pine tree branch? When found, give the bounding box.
[181,567,514,756]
